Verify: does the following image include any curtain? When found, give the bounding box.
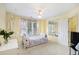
[6,12,20,39]
[20,18,28,36]
[20,18,38,36]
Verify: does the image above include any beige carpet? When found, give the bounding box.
[0,40,69,55]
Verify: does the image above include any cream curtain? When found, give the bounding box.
[6,12,20,39]
[6,12,22,48]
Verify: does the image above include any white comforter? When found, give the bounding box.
[29,35,44,40]
[22,34,48,48]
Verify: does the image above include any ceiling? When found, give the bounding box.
[4,3,79,19]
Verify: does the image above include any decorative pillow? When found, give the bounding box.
[40,33,45,37]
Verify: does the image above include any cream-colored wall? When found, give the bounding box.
[0,4,6,29]
[37,19,48,34]
[0,4,6,43]
[68,16,78,32]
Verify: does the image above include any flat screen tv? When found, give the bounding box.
[71,32,79,50]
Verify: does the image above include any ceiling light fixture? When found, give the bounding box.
[35,7,46,19]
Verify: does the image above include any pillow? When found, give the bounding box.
[40,33,45,37]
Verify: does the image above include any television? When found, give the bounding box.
[71,32,79,51]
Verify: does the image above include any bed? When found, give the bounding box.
[22,33,48,48]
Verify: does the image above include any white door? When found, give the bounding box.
[58,19,68,46]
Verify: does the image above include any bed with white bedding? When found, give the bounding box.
[22,34,48,48]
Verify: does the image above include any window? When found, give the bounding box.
[20,19,37,36]
[27,21,37,35]
[32,22,37,35]
[20,19,28,36]
[27,21,32,35]
[48,21,54,35]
